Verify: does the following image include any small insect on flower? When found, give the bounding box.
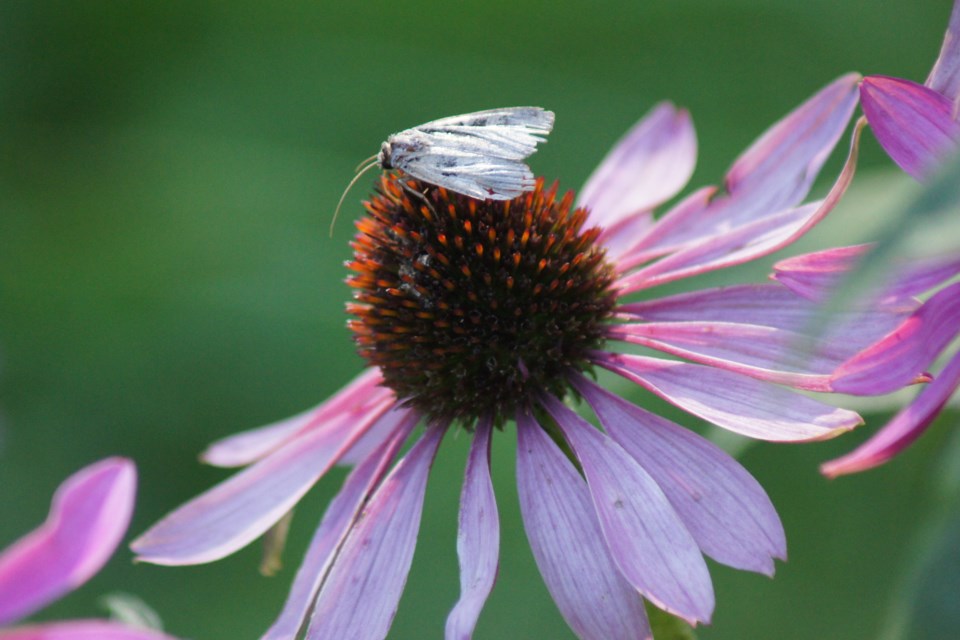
[332,107,555,231]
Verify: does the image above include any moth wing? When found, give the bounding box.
[418,107,555,133]
[399,151,535,200]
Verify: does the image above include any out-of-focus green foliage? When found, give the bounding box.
[1,1,957,639]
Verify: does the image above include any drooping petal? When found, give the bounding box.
[131,399,393,566]
[616,119,863,294]
[305,424,446,640]
[926,0,960,100]
[579,103,696,257]
[823,350,960,477]
[573,376,786,575]
[831,282,960,395]
[201,368,388,467]
[515,411,652,640]
[445,418,499,640]
[620,74,860,261]
[0,458,136,626]
[595,352,862,441]
[261,408,418,640]
[540,395,714,625]
[860,76,960,180]
[0,621,178,640]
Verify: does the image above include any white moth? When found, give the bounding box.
[333,107,555,231]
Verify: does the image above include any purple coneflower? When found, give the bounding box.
[857,0,960,180]
[0,457,177,640]
[131,74,896,640]
[773,247,960,477]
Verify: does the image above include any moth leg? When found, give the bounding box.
[399,180,439,219]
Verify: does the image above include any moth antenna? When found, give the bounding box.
[330,159,381,237]
[353,153,379,174]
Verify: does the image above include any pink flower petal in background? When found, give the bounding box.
[305,425,445,640]
[516,412,652,640]
[823,351,960,477]
[596,352,862,442]
[445,418,499,640]
[542,395,714,625]
[0,458,136,626]
[859,76,960,180]
[0,621,177,640]
[579,102,696,258]
[575,377,785,575]
[926,0,960,98]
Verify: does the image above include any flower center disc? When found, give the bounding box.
[347,175,618,425]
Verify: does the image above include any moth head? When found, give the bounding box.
[378,141,393,169]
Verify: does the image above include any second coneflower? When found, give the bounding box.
[132,73,905,640]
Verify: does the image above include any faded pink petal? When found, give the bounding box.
[596,352,862,441]
[611,321,841,392]
[515,412,652,640]
[774,245,960,303]
[305,425,445,640]
[620,74,859,261]
[860,76,960,180]
[832,282,960,395]
[926,0,960,102]
[541,395,713,625]
[579,103,696,258]
[574,377,785,575]
[131,400,392,566]
[260,408,418,640]
[201,368,388,467]
[445,418,499,640]
[823,351,960,477]
[0,621,177,640]
[0,458,136,626]
[616,119,863,294]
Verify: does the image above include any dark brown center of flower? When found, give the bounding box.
[346,174,618,425]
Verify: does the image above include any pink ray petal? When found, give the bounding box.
[201,368,387,467]
[832,282,960,395]
[823,350,960,477]
[0,621,178,640]
[515,411,653,640]
[774,245,960,303]
[616,119,863,295]
[860,76,960,180]
[595,352,862,442]
[540,395,714,625]
[927,0,960,100]
[611,294,909,392]
[579,103,696,257]
[610,321,839,391]
[305,424,446,640]
[445,417,499,640]
[131,399,393,566]
[622,74,859,260]
[618,283,914,339]
[573,376,786,575]
[0,458,136,626]
[260,408,418,640]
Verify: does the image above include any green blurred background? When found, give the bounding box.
[2,1,959,638]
